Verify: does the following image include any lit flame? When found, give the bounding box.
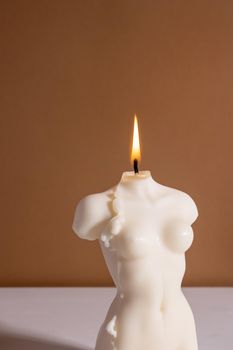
[131,115,141,164]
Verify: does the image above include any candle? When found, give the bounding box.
[72,116,199,350]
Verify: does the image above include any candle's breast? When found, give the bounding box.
[101,190,197,259]
[161,221,194,254]
[109,216,194,260]
[73,184,198,260]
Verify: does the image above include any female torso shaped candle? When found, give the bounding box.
[73,170,199,350]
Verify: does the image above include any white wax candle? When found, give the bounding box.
[73,170,199,350]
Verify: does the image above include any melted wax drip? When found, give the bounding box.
[100,186,124,248]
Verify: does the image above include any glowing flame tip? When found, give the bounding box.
[130,114,141,164]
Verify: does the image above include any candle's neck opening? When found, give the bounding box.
[118,170,157,197]
[119,170,153,183]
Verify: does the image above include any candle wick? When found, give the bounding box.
[133,159,139,174]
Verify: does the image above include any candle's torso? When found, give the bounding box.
[73,171,198,350]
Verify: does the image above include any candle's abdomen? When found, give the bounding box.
[95,290,198,350]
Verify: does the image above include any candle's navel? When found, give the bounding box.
[160,300,165,313]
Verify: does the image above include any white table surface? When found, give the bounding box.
[0,287,232,350]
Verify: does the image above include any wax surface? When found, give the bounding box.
[73,171,199,350]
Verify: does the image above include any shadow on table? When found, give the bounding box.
[0,330,92,350]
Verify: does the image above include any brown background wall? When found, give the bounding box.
[1,0,233,286]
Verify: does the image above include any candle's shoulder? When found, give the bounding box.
[159,184,199,225]
[175,189,198,224]
[72,189,113,241]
